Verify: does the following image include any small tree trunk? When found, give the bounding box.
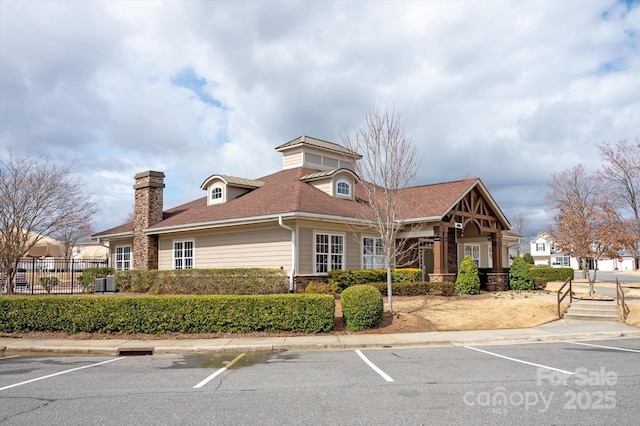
[387,266,393,314]
[4,266,16,295]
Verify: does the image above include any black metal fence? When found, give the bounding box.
[1,257,109,295]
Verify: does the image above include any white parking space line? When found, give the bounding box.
[355,350,394,382]
[465,346,575,375]
[568,341,640,353]
[0,357,125,391]
[193,353,246,389]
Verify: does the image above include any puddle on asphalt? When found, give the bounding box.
[165,350,300,369]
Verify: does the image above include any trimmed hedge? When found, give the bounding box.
[340,285,383,331]
[529,267,574,282]
[328,268,422,292]
[0,294,334,334]
[114,268,288,295]
[369,281,455,297]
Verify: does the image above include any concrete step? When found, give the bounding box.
[565,301,621,321]
[566,306,620,315]
[564,313,622,321]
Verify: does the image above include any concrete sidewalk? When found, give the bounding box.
[2,319,639,356]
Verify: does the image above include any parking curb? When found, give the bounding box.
[3,329,640,356]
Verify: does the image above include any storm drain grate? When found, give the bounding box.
[117,347,154,356]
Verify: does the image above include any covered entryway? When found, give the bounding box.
[428,183,509,285]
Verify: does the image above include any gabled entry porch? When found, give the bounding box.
[421,183,510,289]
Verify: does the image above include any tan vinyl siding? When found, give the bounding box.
[297,227,314,274]
[158,226,291,270]
[310,179,333,195]
[282,150,303,169]
[344,233,361,270]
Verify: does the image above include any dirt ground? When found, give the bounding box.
[369,291,563,334]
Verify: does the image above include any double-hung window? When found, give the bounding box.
[115,245,131,271]
[174,240,194,269]
[315,233,344,273]
[536,242,546,252]
[464,244,481,267]
[363,237,385,269]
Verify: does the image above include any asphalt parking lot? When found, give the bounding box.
[2,338,639,425]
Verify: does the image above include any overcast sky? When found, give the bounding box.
[1,0,638,238]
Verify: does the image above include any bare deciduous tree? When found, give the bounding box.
[597,137,640,270]
[53,218,95,262]
[510,213,530,255]
[0,153,98,294]
[546,164,625,296]
[342,107,421,313]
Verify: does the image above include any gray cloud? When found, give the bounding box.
[1,0,638,236]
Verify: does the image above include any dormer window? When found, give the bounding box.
[201,174,264,206]
[337,181,351,197]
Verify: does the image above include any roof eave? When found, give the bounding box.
[144,211,373,235]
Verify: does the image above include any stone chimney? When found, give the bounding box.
[132,170,165,270]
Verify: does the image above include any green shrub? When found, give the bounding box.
[328,268,422,292]
[523,253,535,264]
[391,269,422,282]
[369,281,455,297]
[0,294,334,334]
[340,285,383,331]
[509,256,533,290]
[115,268,288,295]
[532,276,548,290]
[39,277,59,293]
[455,256,480,295]
[304,282,333,294]
[529,267,574,282]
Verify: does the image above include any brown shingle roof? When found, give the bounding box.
[94,170,505,237]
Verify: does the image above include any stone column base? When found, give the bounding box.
[428,273,456,283]
[486,273,509,291]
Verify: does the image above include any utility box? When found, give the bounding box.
[94,278,106,293]
[105,275,116,293]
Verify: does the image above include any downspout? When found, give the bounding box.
[278,216,296,292]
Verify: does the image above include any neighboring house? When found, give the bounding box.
[94,136,521,290]
[530,233,635,271]
[530,233,555,266]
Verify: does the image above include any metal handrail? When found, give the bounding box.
[616,278,630,322]
[557,277,572,319]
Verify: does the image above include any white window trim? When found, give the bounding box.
[314,231,345,274]
[336,179,351,198]
[211,187,223,199]
[115,245,131,271]
[464,243,481,267]
[362,236,385,269]
[173,239,195,270]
